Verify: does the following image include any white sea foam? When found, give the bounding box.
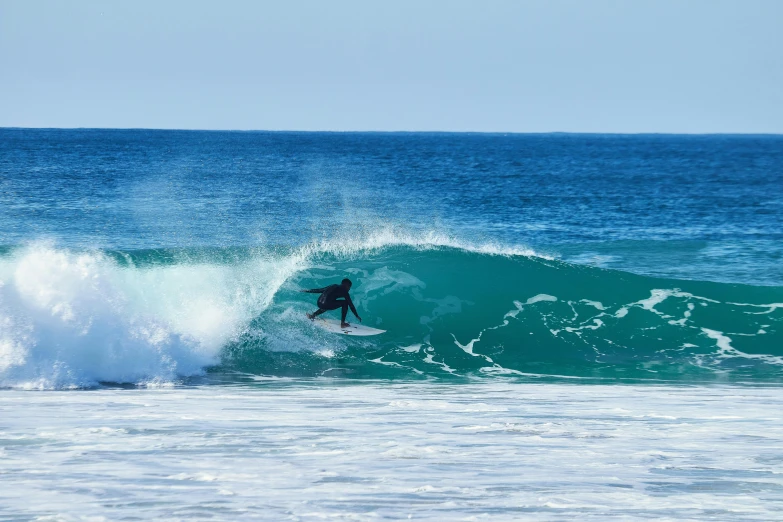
[614,288,720,320]
[0,242,303,388]
[701,327,783,366]
[2,382,783,520]
[453,293,558,359]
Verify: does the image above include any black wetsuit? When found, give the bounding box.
[304,284,358,322]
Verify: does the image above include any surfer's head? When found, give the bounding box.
[341,278,352,289]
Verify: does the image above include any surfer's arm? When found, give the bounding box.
[347,295,361,321]
[301,287,327,293]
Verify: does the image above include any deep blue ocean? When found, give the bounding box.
[1,129,782,386]
[3,129,783,520]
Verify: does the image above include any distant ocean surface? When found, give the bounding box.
[1,129,782,520]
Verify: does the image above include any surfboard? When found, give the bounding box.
[315,318,386,336]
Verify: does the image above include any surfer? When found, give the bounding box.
[302,278,362,328]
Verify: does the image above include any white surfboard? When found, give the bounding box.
[315,318,386,336]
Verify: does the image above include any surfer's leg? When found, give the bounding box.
[311,300,344,319]
[308,308,328,319]
[316,299,350,325]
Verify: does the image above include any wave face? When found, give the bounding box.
[1,239,781,388]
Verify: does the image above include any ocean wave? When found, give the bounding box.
[1,236,781,388]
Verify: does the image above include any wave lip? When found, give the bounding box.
[297,227,552,259]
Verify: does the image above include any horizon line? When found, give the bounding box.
[2,126,783,137]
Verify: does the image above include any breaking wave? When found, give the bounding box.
[1,232,781,388]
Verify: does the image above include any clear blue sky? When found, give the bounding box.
[1,0,781,133]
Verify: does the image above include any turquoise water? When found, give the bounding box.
[1,237,781,387]
[1,129,782,519]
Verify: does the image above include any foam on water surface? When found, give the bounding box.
[1,382,782,520]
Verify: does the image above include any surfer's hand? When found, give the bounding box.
[357,316,362,323]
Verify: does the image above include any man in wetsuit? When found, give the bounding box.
[302,278,362,328]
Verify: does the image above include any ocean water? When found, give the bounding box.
[1,129,782,519]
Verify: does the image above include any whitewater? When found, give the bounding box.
[1,129,782,520]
